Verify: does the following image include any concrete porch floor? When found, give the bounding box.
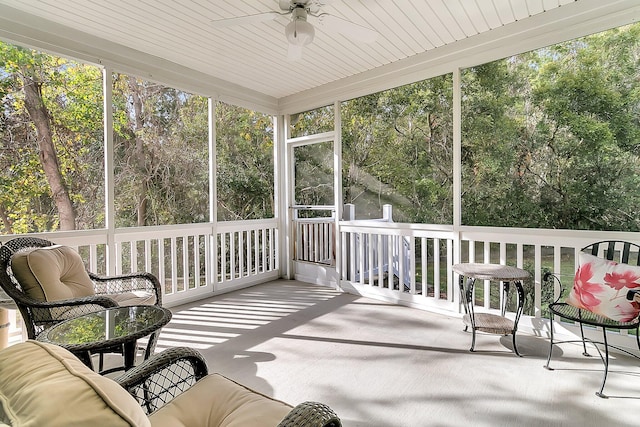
[154,279,639,427]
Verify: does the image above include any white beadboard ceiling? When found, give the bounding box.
[0,0,639,113]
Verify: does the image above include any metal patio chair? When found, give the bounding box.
[544,240,640,397]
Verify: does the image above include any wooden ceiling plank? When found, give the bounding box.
[444,0,482,38]
[510,0,532,21]
[460,0,491,33]
[428,0,467,41]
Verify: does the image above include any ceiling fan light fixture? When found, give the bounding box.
[285,7,314,46]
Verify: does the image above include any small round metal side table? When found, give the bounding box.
[453,263,528,356]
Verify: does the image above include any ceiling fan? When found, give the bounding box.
[210,0,378,60]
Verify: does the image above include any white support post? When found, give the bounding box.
[208,97,217,290]
[452,67,462,309]
[102,68,116,276]
[382,204,393,222]
[276,114,292,279]
[333,100,343,290]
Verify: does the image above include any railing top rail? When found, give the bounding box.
[291,205,336,211]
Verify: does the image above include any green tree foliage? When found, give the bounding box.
[216,102,274,221]
[0,43,103,233]
[341,76,454,223]
[112,75,209,227]
[462,24,640,231]
[1,22,639,233]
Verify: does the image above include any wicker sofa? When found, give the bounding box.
[0,341,341,427]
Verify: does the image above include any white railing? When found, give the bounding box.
[3,212,639,349]
[292,206,335,265]
[338,220,640,348]
[294,217,335,264]
[0,219,279,308]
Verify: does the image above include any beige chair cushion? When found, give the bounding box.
[149,373,292,427]
[108,290,157,306]
[10,245,95,302]
[0,340,150,427]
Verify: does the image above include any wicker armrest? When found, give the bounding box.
[31,294,119,309]
[90,271,163,305]
[278,401,342,427]
[115,346,208,415]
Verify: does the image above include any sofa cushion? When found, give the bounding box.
[108,290,157,306]
[0,340,150,427]
[148,373,292,427]
[10,245,95,302]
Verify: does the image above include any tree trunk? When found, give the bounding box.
[128,77,148,226]
[21,75,76,230]
[0,205,12,234]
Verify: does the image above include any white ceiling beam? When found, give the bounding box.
[0,4,279,114]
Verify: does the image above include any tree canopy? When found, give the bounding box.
[1,23,639,233]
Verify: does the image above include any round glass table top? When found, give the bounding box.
[39,305,171,347]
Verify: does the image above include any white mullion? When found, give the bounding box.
[314,223,320,263]
[115,242,122,275]
[484,241,491,310]
[447,239,453,302]
[398,236,405,292]
[409,237,416,294]
[553,245,562,300]
[247,230,253,276]
[204,234,211,288]
[239,230,245,277]
[194,235,201,288]
[262,228,267,273]
[358,233,365,285]
[145,239,152,273]
[367,233,374,286]
[534,244,542,317]
[434,238,441,299]
[254,229,259,275]
[387,234,393,289]
[230,231,236,280]
[341,230,348,281]
[89,244,98,274]
[171,237,178,294]
[182,236,189,290]
[377,233,383,288]
[221,233,227,282]
[130,241,137,274]
[421,238,427,297]
[158,239,166,295]
[349,232,356,282]
[270,227,275,271]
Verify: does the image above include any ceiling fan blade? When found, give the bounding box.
[287,44,304,61]
[211,11,281,28]
[315,13,378,43]
[307,0,335,14]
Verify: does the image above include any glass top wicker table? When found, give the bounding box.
[452,263,528,356]
[37,305,172,373]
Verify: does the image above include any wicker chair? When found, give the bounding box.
[0,236,163,367]
[116,346,342,426]
[544,240,640,398]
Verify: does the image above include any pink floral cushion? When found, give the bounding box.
[567,252,640,321]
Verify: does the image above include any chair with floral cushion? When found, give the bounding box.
[543,240,640,398]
